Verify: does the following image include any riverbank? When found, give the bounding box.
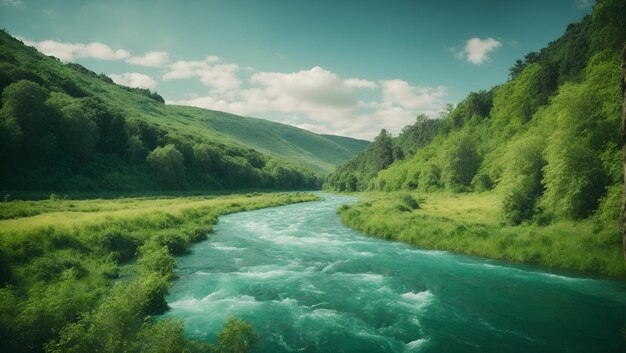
[338,191,626,277]
[0,192,319,353]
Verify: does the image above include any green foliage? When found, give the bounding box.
[400,193,420,210]
[394,114,439,157]
[440,133,481,190]
[217,315,258,353]
[326,3,624,230]
[339,192,625,276]
[147,144,186,188]
[499,136,546,224]
[418,163,441,192]
[540,52,620,219]
[590,0,626,51]
[491,63,557,136]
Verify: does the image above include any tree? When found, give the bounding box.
[499,136,546,224]
[47,93,99,162]
[370,129,394,171]
[146,144,185,187]
[441,133,481,190]
[217,316,258,353]
[541,78,613,219]
[395,114,439,157]
[80,97,128,157]
[0,80,57,161]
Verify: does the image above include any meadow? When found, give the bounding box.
[338,191,626,277]
[0,192,319,353]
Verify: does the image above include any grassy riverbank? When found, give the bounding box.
[0,192,319,353]
[338,192,626,277]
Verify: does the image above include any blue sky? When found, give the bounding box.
[1,0,592,139]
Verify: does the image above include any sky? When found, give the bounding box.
[0,0,592,140]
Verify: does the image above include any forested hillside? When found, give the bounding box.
[0,31,367,193]
[326,0,625,226]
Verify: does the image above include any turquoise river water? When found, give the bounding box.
[160,194,626,352]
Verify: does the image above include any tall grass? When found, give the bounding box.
[338,191,625,277]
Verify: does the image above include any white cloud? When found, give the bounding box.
[170,66,447,140]
[109,72,157,89]
[163,58,240,92]
[250,66,358,109]
[3,0,24,8]
[126,51,170,67]
[380,79,446,110]
[20,36,448,139]
[344,78,377,89]
[459,37,502,65]
[23,39,130,61]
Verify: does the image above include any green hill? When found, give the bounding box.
[324,0,626,275]
[0,31,367,193]
[170,106,369,174]
[327,0,624,216]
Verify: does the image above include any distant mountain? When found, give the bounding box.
[0,31,368,192]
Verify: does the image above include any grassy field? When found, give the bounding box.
[0,193,315,231]
[0,192,320,353]
[338,191,626,277]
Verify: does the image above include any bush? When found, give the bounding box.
[152,231,189,255]
[184,226,211,243]
[498,136,546,225]
[137,243,176,279]
[88,229,139,262]
[217,315,258,353]
[146,144,185,188]
[440,133,481,190]
[401,194,420,210]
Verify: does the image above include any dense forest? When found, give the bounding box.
[326,0,625,226]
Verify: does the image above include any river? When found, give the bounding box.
[160,194,626,352]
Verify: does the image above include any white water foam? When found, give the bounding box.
[212,243,243,251]
[400,291,434,311]
[405,338,428,351]
[169,291,258,311]
[331,272,385,283]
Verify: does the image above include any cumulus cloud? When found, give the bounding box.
[344,78,377,89]
[250,66,358,109]
[164,58,241,92]
[22,39,130,61]
[20,36,448,139]
[109,72,157,89]
[171,65,447,140]
[126,51,170,67]
[458,37,502,65]
[380,80,446,110]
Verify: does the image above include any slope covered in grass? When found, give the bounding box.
[0,31,367,193]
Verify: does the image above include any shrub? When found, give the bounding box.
[401,193,420,210]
